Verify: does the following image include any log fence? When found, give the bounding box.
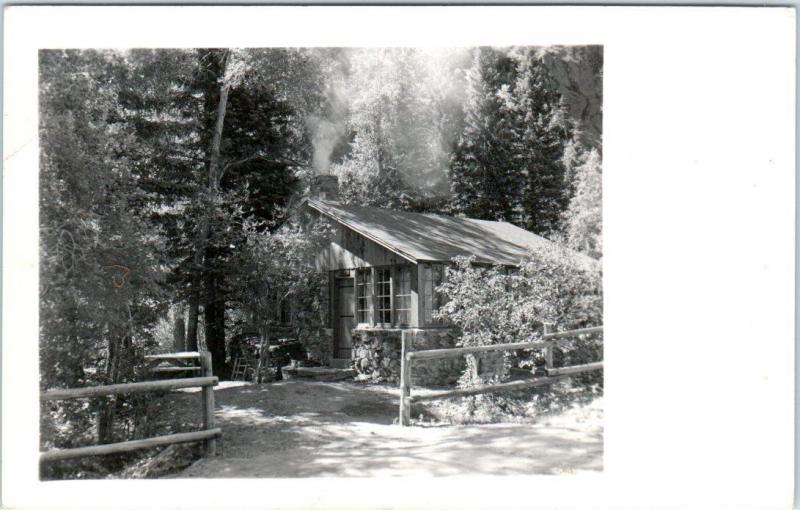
[145,351,204,375]
[398,326,603,426]
[40,351,219,463]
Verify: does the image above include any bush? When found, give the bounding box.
[420,382,602,425]
[433,243,602,419]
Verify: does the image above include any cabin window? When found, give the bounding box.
[356,268,372,324]
[423,263,446,325]
[375,267,392,325]
[394,266,412,326]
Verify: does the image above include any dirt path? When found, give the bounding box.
[168,380,602,477]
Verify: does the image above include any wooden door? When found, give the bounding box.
[334,277,355,359]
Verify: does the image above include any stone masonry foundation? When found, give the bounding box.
[350,328,506,386]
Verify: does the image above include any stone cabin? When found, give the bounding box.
[298,175,586,385]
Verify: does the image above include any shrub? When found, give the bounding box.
[434,243,602,419]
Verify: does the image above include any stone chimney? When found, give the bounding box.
[310,174,339,202]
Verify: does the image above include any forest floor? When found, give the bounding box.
[159,380,602,478]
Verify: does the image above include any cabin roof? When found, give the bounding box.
[305,199,599,269]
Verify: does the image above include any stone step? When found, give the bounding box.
[329,358,352,369]
[282,366,356,382]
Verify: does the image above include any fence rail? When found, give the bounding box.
[39,428,223,463]
[398,325,603,426]
[40,351,219,462]
[406,341,550,361]
[545,361,603,377]
[149,366,203,374]
[543,326,603,340]
[41,376,218,401]
[144,352,202,360]
[144,351,203,375]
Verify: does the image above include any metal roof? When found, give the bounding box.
[306,199,599,269]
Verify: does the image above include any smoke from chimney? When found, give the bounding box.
[307,47,471,193]
[311,117,346,175]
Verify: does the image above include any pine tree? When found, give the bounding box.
[512,49,573,236]
[449,47,574,236]
[449,47,522,223]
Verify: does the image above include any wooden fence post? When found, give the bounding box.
[544,324,554,373]
[200,352,217,455]
[399,330,412,426]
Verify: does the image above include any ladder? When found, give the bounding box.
[231,357,254,381]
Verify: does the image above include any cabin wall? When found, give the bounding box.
[315,224,408,272]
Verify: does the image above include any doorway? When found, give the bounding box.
[334,276,355,359]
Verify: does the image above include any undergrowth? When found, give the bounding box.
[414,379,603,426]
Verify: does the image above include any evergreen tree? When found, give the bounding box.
[512,48,573,236]
[39,50,166,447]
[110,49,316,376]
[449,47,521,223]
[449,47,574,236]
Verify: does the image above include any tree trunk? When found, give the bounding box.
[214,293,226,376]
[97,401,115,445]
[173,305,186,352]
[98,334,120,444]
[186,284,200,352]
[189,49,232,372]
[203,271,227,379]
[207,57,231,191]
[98,330,140,444]
[255,325,271,384]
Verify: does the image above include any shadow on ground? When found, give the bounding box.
[166,381,602,478]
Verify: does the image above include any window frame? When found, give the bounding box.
[423,263,447,326]
[355,268,373,325]
[374,266,392,326]
[393,265,412,327]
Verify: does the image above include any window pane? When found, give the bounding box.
[375,267,392,324]
[395,266,412,326]
[424,264,446,325]
[356,269,372,324]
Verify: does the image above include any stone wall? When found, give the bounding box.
[350,328,508,386]
[351,329,403,383]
